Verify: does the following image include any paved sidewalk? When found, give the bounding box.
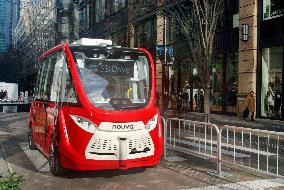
[164,110,284,132]
[1,113,284,189]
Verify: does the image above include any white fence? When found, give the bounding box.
[162,117,284,176]
[220,125,284,176]
[163,117,221,173]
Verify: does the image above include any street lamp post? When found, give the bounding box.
[162,14,169,114]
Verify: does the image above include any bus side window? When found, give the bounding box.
[50,52,64,103]
[43,54,57,101]
[45,56,59,100]
[50,52,77,104]
[60,55,77,103]
[34,60,44,100]
[37,58,48,100]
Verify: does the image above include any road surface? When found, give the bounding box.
[1,113,284,190]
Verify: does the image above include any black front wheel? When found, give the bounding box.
[28,124,37,150]
[49,141,65,176]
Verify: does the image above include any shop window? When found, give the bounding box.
[210,53,238,113]
[261,47,283,118]
[263,0,284,20]
[226,53,238,109]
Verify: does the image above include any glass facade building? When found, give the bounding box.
[12,0,79,91]
[0,0,13,53]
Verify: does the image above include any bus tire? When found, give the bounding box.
[49,141,65,176]
[28,123,37,150]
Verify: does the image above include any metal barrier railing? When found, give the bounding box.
[163,117,221,173]
[162,117,284,177]
[160,116,167,157]
[220,125,284,176]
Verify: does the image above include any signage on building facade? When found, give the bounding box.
[156,45,174,66]
[241,24,249,41]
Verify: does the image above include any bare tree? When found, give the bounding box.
[163,0,224,122]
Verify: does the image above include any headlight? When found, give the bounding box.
[145,114,158,131]
[70,115,97,133]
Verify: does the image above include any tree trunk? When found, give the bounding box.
[204,88,211,123]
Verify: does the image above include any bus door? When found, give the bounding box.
[31,70,41,145]
[44,50,75,154]
[42,51,65,154]
[33,58,49,148]
[42,54,61,153]
[37,56,55,153]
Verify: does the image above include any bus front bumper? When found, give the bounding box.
[60,153,161,171]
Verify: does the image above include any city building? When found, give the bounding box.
[0,0,14,54]
[78,0,130,46]
[12,0,79,91]
[77,0,161,100]
[83,0,283,120]
[9,0,283,119]
[12,0,30,46]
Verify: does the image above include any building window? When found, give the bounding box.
[261,46,283,118]
[167,8,186,44]
[112,0,125,12]
[134,18,156,51]
[263,0,284,20]
[80,5,90,28]
[95,0,105,23]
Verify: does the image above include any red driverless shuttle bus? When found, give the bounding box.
[29,38,163,175]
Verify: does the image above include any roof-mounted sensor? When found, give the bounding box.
[72,38,113,46]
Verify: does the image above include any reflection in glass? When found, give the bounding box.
[261,47,283,118]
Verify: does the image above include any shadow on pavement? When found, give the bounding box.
[60,167,146,179]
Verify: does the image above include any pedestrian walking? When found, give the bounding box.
[247,91,256,121]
